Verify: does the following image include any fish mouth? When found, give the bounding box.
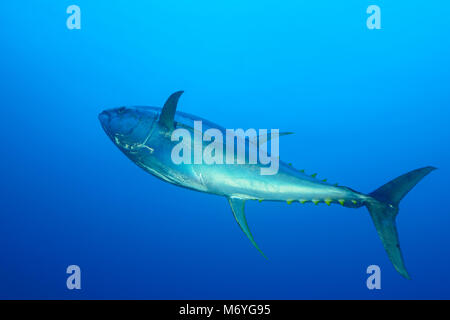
[98,110,111,126]
[98,110,112,136]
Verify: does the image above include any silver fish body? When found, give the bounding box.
[99,91,436,279]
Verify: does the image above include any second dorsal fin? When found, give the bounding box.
[258,131,294,145]
[159,91,184,130]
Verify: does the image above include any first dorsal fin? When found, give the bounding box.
[159,91,184,130]
[227,197,267,258]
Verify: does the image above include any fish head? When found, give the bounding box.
[99,106,159,154]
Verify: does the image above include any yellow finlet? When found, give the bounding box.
[322,179,327,182]
[299,169,305,173]
[325,199,332,206]
[287,200,293,205]
[258,199,263,203]
[313,200,320,205]
[311,173,317,178]
[299,199,307,204]
[338,199,345,206]
[288,163,292,166]
[352,200,357,204]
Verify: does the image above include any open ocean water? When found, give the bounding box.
[0,1,449,299]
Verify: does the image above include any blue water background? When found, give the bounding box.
[0,1,449,299]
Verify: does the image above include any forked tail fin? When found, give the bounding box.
[365,166,436,279]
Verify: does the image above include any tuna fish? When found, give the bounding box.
[99,91,435,279]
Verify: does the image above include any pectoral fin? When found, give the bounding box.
[227,197,266,258]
